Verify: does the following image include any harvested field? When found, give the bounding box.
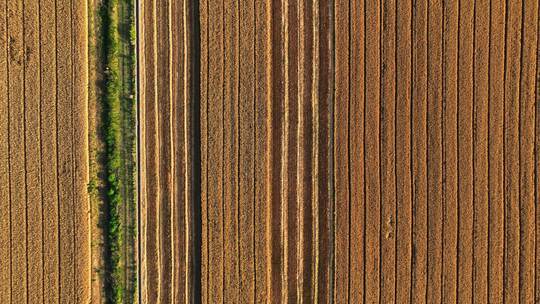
[140,0,540,302]
[0,0,90,303]
[1,0,539,303]
[138,0,197,302]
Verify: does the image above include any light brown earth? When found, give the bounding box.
[2,0,538,303]
[334,0,538,303]
[0,0,90,303]
[142,0,539,303]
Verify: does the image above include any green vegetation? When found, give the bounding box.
[98,0,137,302]
[99,0,124,302]
[119,0,138,302]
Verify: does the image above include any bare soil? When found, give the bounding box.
[0,0,90,302]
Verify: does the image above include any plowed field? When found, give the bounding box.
[140,0,539,302]
[0,0,91,303]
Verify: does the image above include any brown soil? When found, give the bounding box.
[141,0,161,302]
[144,0,539,302]
[139,0,196,302]
[0,0,9,302]
[0,0,90,302]
[8,1,28,303]
[24,0,44,302]
[40,0,61,302]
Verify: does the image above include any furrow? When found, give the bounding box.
[8,0,28,301]
[395,0,412,301]
[24,0,44,301]
[40,0,60,301]
[381,0,397,301]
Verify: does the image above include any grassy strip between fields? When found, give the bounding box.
[99,0,124,302]
[120,0,137,301]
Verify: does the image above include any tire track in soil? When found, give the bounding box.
[7,0,28,302]
[156,0,173,301]
[40,0,60,302]
[24,0,44,302]
[171,0,187,301]
[0,0,10,301]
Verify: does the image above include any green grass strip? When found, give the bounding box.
[99,0,124,302]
